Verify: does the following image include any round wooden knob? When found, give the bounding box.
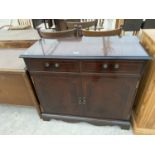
[54,63,60,68]
[44,62,50,68]
[114,64,119,69]
[102,64,108,69]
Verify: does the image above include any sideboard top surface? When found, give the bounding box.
[20,36,150,60]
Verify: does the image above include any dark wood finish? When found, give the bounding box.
[82,28,122,37]
[81,74,139,120]
[31,72,83,116]
[20,37,149,60]
[42,113,131,129]
[25,59,80,72]
[66,20,98,36]
[37,28,77,39]
[81,60,145,74]
[21,36,150,129]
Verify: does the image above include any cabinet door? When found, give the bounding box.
[82,75,139,120]
[31,72,83,116]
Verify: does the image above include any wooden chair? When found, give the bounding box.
[54,19,80,31]
[141,19,155,29]
[66,20,98,30]
[37,28,77,39]
[0,19,33,30]
[18,19,33,27]
[122,19,143,35]
[9,19,33,30]
[82,28,122,37]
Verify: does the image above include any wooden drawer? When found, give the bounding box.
[25,59,80,72]
[81,60,145,74]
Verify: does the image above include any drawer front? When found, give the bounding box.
[25,59,80,72]
[81,60,145,74]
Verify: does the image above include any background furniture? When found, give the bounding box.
[32,19,44,29]
[66,20,98,36]
[82,28,122,37]
[21,36,149,129]
[37,28,77,38]
[54,19,81,31]
[0,30,40,48]
[115,19,124,29]
[0,49,38,106]
[122,19,143,35]
[17,19,33,28]
[0,29,40,108]
[141,19,155,29]
[133,29,155,134]
[42,19,53,29]
[0,19,33,30]
[66,20,97,30]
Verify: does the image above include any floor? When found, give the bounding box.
[0,104,133,135]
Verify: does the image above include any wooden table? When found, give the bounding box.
[20,36,150,129]
[133,29,155,134]
[0,29,40,48]
[0,29,40,107]
[0,49,38,106]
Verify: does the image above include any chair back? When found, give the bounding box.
[54,19,80,31]
[82,28,122,37]
[66,20,97,30]
[18,19,33,27]
[37,28,77,39]
[122,19,143,31]
[141,19,155,29]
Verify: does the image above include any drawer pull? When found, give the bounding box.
[114,64,119,69]
[102,64,108,69]
[44,62,50,68]
[83,97,86,104]
[78,97,82,104]
[54,63,60,68]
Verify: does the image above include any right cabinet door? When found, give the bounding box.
[82,74,139,120]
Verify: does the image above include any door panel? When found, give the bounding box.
[31,72,83,116]
[82,74,139,120]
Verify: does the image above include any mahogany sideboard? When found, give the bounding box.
[20,36,150,129]
[133,29,155,134]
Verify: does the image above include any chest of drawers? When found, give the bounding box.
[21,36,150,129]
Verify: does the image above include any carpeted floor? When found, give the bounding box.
[0,104,133,135]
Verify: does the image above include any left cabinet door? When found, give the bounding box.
[31,72,83,116]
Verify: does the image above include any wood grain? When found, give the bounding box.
[133,29,155,134]
[0,71,37,106]
[22,37,149,128]
[0,30,40,48]
[0,48,38,106]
